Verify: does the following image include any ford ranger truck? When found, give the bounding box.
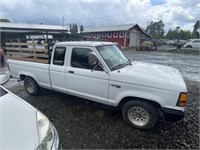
[8,41,187,130]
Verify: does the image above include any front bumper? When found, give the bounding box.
[37,124,60,150]
[52,125,59,150]
[162,107,185,121]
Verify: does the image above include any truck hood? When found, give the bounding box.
[0,87,39,150]
[111,61,187,92]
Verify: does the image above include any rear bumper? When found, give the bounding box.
[162,107,185,121]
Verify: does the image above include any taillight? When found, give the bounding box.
[176,93,187,107]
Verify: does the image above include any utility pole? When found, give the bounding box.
[176,26,180,49]
[62,17,65,29]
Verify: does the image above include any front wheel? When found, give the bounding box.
[122,100,158,130]
[24,77,40,96]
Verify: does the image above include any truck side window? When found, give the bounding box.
[71,48,92,69]
[53,47,66,66]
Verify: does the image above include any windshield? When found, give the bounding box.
[96,44,130,71]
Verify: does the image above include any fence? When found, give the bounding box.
[5,39,49,63]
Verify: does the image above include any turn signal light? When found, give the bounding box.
[176,93,187,107]
[179,93,187,102]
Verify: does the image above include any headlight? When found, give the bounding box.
[37,111,59,150]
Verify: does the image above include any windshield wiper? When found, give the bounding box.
[111,63,127,71]
[111,60,132,71]
[126,59,132,66]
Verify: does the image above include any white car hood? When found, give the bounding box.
[0,87,39,150]
[111,61,187,92]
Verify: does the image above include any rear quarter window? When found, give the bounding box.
[53,47,66,65]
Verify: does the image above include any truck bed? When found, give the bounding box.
[8,59,51,89]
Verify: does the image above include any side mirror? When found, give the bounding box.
[88,52,98,65]
[0,74,10,85]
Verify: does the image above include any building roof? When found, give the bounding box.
[0,22,68,32]
[55,41,114,47]
[83,23,152,38]
[83,24,137,33]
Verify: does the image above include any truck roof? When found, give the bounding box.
[54,41,114,47]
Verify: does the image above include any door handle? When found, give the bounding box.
[68,71,74,74]
[111,84,121,88]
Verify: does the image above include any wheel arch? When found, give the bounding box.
[19,71,37,81]
[186,45,192,48]
[19,74,26,80]
[117,96,161,110]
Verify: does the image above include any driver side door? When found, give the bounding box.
[66,46,109,104]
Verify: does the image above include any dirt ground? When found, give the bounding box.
[1,50,200,149]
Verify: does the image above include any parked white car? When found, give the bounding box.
[0,75,59,150]
[183,39,200,48]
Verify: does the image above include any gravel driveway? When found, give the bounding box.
[2,50,200,149]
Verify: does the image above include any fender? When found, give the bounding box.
[18,71,51,90]
[18,71,37,82]
[108,90,166,107]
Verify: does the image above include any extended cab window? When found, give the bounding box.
[71,48,93,69]
[53,47,66,65]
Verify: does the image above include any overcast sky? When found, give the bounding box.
[0,0,199,32]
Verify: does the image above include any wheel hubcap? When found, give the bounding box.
[26,81,34,93]
[128,106,150,126]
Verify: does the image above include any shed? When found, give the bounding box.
[82,23,152,48]
[0,22,84,47]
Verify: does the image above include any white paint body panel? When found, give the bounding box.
[0,86,39,150]
[8,60,51,90]
[109,61,186,110]
[8,41,187,113]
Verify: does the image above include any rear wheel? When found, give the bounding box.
[122,100,158,130]
[24,77,40,96]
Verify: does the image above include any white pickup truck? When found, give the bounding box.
[8,41,187,130]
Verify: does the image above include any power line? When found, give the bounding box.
[67,9,147,22]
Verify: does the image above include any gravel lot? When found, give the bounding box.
[2,50,200,149]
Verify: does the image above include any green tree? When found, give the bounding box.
[145,20,165,39]
[165,29,194,40]
[0,18,11,22]
[80,25,84,33]
[74,23,78,34]
[193,20,200,38]
[69,23,78,34]
[165,29,177,39]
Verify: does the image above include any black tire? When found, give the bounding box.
[24,77,40,96]
[122,100,158,130]
[186,45,192,48]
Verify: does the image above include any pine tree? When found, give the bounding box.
[80,25,84,33]
[74,23,78,34]
[69,23,78,34]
